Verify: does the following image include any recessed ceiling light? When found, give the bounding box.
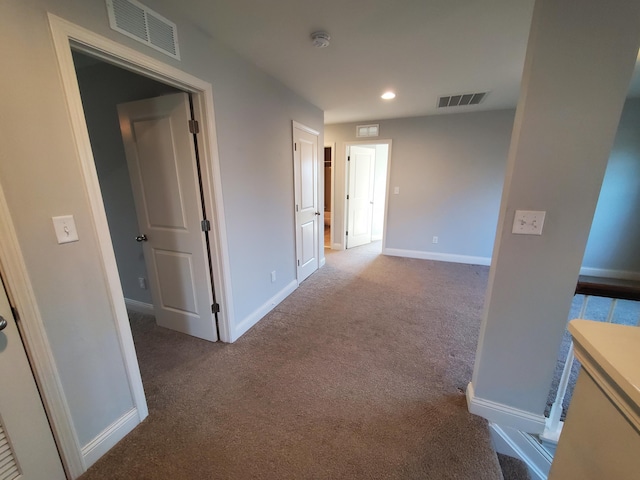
[381,91,396,100]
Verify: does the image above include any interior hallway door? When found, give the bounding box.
[293,123,320,283]
[118,92,218,341]
[346,145,376,248]
[0,274,66,479]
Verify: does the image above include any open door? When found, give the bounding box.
[0,274,65,479]
[346,145,376,248]
[293,123,320,283]
[118,92,218,342]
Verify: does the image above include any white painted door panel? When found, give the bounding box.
[293,126,319,282]
[347,146,376,248]
[0,277,65,480]
[118,93,217,341]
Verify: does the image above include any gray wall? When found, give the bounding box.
[471,0,640,420]
[75,54,180,305]
[326,111,515,260]
[0,0,322,451]
[582,98,640,276]
[327,101,640,276]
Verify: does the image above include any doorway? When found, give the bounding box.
[38,16,234,473]
[324,146,333,249]
[72,50,219,341]
[345,142,390,251]
[292,122,321,283]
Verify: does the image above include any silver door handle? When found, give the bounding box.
[0,316,7,331]
[135,234,148,242]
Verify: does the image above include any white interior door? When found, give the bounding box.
[0,276,66,480]
[118,92,218,342]
[293,124,319,283]
[347,146,376,248]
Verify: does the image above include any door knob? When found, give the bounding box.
[135,234,148,242]
[0,316,7,331]
[315,212,321,216]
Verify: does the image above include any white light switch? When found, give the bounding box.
[52,215,79,244]
[393,186,400,195]
[512,210,546,235]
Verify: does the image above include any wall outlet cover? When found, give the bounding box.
[512,210,546,235]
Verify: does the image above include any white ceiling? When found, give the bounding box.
[152,0,640,124]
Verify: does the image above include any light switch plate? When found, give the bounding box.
[512,210,546,235]
[52,215,79,244]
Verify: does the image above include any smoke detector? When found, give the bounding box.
[311,31,330,48]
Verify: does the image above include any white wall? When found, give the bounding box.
[75,54,180,305]
[326,111,514,259]
[0,0,322,458]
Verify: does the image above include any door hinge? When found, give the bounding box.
[188,119,200,134]
[212,303,220,314]
[297,259,300,266]
[346,194,349,200]
[296,204,299,212]
[294,142,297,151]
[346,231,349,236]
[11,306,19,322]
[347,156,350,161]
[201,219,211,232]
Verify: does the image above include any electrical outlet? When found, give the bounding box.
[512,210,546,235]
[138,277,147,289]
[271,271,276,283]
[393,186,400,195]
[432,236,438,244]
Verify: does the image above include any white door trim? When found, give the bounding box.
[0,181,82,478]
[343,140,393,250]
[292,120,320,136]
[4,13,236,475]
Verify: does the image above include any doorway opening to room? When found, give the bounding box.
[71,49,222,342]
[323,145,334,249]
[344,142,390,252]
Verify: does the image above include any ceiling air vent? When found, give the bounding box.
[438,92,487,108]
[106,0,180,60]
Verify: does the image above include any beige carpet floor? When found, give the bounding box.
[80,242,518,479]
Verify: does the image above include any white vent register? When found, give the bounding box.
[106,0,180,59]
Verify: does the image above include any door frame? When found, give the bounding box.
[0,14,235,477]
[342,140,393,250]
[324,143,336,250]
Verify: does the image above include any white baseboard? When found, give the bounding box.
[124,298,154,316]
[579,267,640,281]
[332,242,344,250]
[320,257,326,267]
[231,280,298,342]
[466,382,546,433]
[490,423,552,480]
[383,248,491,266]
[81,407,140,469]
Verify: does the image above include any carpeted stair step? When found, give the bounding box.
[498,453,531,480]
